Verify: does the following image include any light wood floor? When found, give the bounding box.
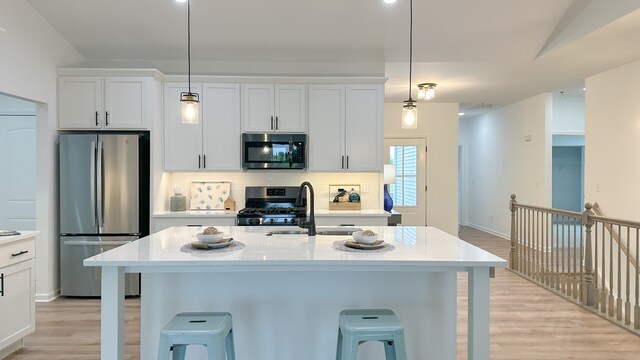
[6,226,640,360]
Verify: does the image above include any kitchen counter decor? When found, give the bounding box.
[328,184,361,210]
[180,240,245,254]
[331,239,395,253]
[190,181,231,210]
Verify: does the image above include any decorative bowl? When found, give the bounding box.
[352,230,379,245]
[196,232,224,243]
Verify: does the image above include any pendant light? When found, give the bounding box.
[417,82,437,100]
[401,0,417,129]
[180,0,199,124]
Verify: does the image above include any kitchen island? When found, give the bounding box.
[84,226,505,360]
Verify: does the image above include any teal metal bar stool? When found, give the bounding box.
[336,309,407,360]
[157,312,236,360]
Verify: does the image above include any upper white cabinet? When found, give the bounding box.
[242,84,306,133]
[58,76,149,130]
[164,83,241,171]
[308,84,383,172]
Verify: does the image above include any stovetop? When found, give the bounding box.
[238,207,307,216]
[236,186,308,226]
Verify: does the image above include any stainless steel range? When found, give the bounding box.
[236,186,307,226]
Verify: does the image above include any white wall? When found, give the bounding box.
[384,102,459,236]
[460,94,552,238]
[552,92,585,134]
[0,0,83,300]
[585,59,640,221]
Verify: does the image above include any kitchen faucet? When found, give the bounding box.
[295,181,316,236]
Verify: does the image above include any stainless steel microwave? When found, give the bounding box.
[242,133,306,169]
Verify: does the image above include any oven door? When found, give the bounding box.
[242,133,306,169]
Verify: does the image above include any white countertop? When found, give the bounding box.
[84,226,506,269]
[0,231,40,246]
[153,209,389,218]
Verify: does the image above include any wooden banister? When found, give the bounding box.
[592,202,639,274]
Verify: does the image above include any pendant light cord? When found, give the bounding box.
[408,0,413,100]
[187,0,192,94]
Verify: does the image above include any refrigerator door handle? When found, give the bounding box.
[63,240,134,247]
[97,141,104,227]
[90,141,97,227]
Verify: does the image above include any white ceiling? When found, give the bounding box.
[25,0,640,116]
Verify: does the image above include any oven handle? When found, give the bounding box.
[288,140,294,168]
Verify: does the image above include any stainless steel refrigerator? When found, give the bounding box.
[59,133,149,297]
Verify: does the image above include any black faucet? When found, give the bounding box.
[296,181,316,236]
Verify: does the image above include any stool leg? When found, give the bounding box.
[392,332,407,360]
[335,328,343,360]
[205,338,227,360]
[172,344,187,360]
[383,340,396,360]
[225,329,236,360]
[157,337,171,360]
[340,334,358,360]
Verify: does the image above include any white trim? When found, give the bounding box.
[551,131,585,136]
[35,289,60,302]
[465,223,509,240]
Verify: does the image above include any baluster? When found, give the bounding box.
[616,225,623,321]
[527,209,531,276]
[625,226,631,325]
[555,214,560,291]
[609,222,615,318]
[594,221,599,309]
[509,195,517,271]
[536,210,540,281]
[571,218,582,299]
[579,217,584,303]
[562,215,566,294]
[635,228,639,330]
[519,208,524,273]
[582,204,594,306]
[601,222,608,314]
[546,212,550,286]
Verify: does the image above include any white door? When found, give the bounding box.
[0,116,36,230]
[104,77,147,129]
[163,83,204,171]
[242,84,274,132]
[58,76,102,129]
[308,85,345,171]
[274,84,306,132]
[384,138,426,226]
[202,84,241,170]
[345,84,383,171]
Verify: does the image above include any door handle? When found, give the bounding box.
[64,240,134,246]
[95,111,99,126]
[341,155,344,169]
[270,116,274,130]
[90,141,96,227]
[105,111,110,126]
[203,154,206,169]
[11,250,29,257]
[97,141,104,227]
[275,116,279,130]
[0,273,3,297]
[198,155,201,169]
[346,156,349,169]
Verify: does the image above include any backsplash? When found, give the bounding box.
[157,171,382,212]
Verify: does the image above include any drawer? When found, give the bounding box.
[0,238,35,268]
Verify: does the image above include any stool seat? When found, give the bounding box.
[336,309,407,360]
[158,312,235,360]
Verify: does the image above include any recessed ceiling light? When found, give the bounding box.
[175,0,187,2]
[0,27,6,32]
[458,112,465,116]
[384,0,397,3]
[582,88,586,91]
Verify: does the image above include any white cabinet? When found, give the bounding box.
[58,76,149,130]
[242,84,306,133]
[0,235,36,358]
[308,84,383,171]
[164,83,241,171]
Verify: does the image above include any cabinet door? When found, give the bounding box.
[242,84,274,132]
[104,77,148,129]
[274,84,306,132]
[0,260,35,350]
[308,85,345,171]
[164,83,204,171]
[345,84,383,171]
[58,76,103,129]
[202,84,241,170]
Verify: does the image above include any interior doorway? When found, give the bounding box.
[552,135,585,212]
[384,138,427,226]
[0,94,37,230]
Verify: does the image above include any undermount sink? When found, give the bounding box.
[266,227,362,236]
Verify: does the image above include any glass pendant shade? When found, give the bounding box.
[417,83,437,100]
[181,92,199,124]
[402,100,418,129]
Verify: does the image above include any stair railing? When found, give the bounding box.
[509,194,639,334]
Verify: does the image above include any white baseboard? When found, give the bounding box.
[36,289,60,302]
[465,223,510,240]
